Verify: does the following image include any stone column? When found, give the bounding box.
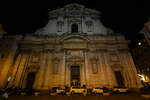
[103,52,112,87]
[20,52,32,88]
[120,52,134,88]
[0,39,19,88]
[81,63,86,86]
[122,66,130,87]
[33,51,46,90]
[100,52,109,86]
[98,53,106,86]
[13,54,28,87]
[62,50,66,87]
[84,51,89,87]
[8,53,22,87]
[105,52,117,88]
[127,52,142,88]
[81,16,83,33]
[79,22,82,33]
[43,51,50,89]
[65,63,70,86]
[48,53,52,88]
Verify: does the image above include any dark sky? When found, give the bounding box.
[0,0,150,47]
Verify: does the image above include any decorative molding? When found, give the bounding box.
[111,64,123,71]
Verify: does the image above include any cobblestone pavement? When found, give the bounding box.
[0,94,148,100]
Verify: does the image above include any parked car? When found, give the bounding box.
[112,87,128,93]
[56,87,65,94]
[140,86,150,94]
[51,87,65,94]
[92,87,103,94]
[70,86,87,95]
[102,87,109,93]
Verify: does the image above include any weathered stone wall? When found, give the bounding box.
[2,37,141,90]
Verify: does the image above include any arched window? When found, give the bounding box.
[71,24,78,33]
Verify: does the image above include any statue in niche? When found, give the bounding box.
[52,58,60,74]
[90,57,98,74]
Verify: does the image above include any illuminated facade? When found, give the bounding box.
[0,4,142,90]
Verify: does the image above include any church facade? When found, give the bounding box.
[0,4,142,90]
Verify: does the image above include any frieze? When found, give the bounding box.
[88,48,107,52]
[63,42,87,49]
[41,49,55,53]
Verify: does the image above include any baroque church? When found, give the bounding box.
[0,3,142,90]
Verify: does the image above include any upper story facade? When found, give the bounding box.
[35,3,111,36]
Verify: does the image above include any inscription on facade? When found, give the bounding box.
[63,42,87,49]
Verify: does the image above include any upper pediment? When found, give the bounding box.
[65,3,85,11]
[48,3,101,18]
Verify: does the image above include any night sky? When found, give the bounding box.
[0,0,150,47]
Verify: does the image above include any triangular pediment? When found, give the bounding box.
[65,3,85,8]
[49,3,100,16]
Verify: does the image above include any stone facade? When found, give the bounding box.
[0,3,142,90]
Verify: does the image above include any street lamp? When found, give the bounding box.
[138,42,142,46]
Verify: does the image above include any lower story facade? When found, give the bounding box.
[0,35,142,90]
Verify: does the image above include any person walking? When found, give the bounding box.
[2,91,8,100]
[1,87,9,100]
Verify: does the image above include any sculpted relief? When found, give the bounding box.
[66,50,84,61]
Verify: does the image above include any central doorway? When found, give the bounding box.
[26,72,36,89]
[115,71,124,87]
[71,66,80,86]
